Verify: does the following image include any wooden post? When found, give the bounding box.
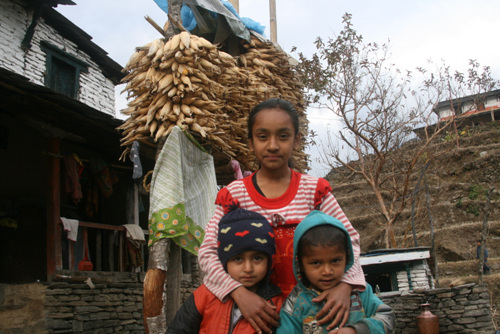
[96,230,102,271]
[142,2,187,332]
[228,0,239,13]
[46,137,62,280]
[478,187,493,284]
[166,241,182,323]
[424,176,438,287]
[109,233,115,270]
[69,241,74,271]
[269,0,277,43]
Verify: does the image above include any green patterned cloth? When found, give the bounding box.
[147,126,217,255]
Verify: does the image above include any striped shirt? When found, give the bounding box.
[198,169,366,300]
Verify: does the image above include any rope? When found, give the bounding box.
[143,170,153,193]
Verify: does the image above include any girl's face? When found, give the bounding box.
[248,108,300,173]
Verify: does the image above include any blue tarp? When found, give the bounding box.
[153,0,266,38]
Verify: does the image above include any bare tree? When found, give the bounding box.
[293,13,498,248]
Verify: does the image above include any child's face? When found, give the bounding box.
[300,244,346,292]
[227,250,269,292]
[248,108,299,173]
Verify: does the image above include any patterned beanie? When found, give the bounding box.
[217,207,275,271]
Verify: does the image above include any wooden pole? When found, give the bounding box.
[424,176,438,288]
[46,137,62,280]
[166,241,182,324]
[228,0,239,13]
[478,187,493,284]
[143,4,183,331]
[269,0,277,43]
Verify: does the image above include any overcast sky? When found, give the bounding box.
[56,0,500,176]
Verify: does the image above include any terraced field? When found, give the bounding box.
[327,122,500,327]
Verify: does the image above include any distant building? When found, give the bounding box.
[433,89,500,124]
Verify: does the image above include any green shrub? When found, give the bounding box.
[468,184,484,200]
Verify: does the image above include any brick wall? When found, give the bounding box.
[0,0,116,115]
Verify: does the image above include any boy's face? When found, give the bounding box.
[227,250,269,292]
[300,244,346,292]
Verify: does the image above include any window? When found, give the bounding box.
[41,41,88,98]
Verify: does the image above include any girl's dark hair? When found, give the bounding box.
[247,98,300,139]
[298,225,348,260]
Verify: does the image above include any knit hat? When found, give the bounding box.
[217,207,275,271]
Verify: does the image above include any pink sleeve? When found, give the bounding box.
[319,191,366,290]
[197,189,242,301]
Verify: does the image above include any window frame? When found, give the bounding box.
[40,41,89,98]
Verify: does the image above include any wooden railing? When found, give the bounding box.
[60,220,147,273]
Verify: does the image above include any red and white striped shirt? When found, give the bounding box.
[198,169,366,300]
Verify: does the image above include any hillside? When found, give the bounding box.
[327,121,500,327]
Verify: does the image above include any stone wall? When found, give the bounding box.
[45,281,144,333]
[0,0,116,115]
[379,283,494,333]
[1,278,494,333]
[0,272,145,334]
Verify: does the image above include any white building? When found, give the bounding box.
[0,0,122,115]
[433,89,500,123]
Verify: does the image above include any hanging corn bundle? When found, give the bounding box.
[118,30,309,178]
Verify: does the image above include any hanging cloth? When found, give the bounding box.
[63,154,83,205]
[147,126,217,255]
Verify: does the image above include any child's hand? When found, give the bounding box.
[231,286,279,333]
[328,326,356,334]
[312,282,352,331]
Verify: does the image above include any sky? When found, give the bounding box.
[56,0,500,177]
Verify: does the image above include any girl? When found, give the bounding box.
[198,98,365,333]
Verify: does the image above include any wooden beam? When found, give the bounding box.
[46,137,62,280]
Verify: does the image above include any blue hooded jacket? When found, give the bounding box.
[277,210,396,334]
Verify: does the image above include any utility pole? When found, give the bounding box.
[269,0,277,43]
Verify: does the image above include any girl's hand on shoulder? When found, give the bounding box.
[231,286,280,334]
[312,282,352,331]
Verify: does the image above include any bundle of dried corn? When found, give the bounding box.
[118,31,309,180]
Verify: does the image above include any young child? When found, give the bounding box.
[278,210,396,334]
[198,98,366,333]
[167,206,284,333]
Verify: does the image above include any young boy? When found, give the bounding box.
[167,206,284,333]
[278,211,395,334]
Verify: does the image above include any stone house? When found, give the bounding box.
[361,247,435,293]
[0,0,154,332]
